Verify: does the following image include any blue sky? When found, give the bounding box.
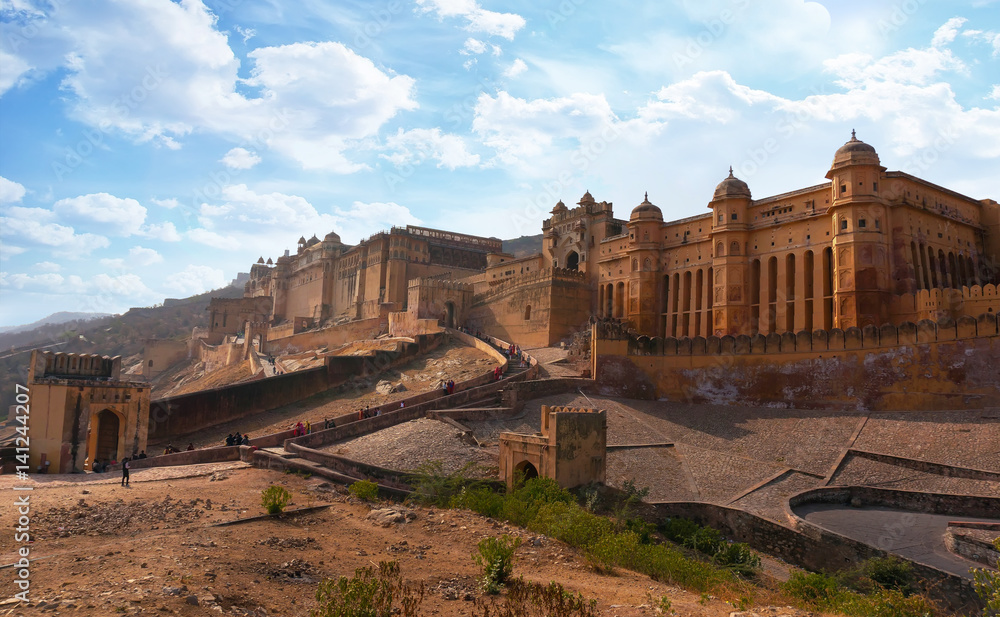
[1,0,998,327]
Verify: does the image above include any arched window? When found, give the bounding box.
[716,242,725,256]
[730,241,740,256]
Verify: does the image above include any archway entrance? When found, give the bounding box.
[514,460,538,482]
[566,251,580,271]
[95,409,120,461]
[445,301,456,329]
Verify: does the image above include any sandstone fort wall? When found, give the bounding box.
[594,312,1000,409]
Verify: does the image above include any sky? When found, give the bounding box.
[0,0,998,327]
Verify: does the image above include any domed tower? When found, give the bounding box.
[625,193,664,334]
[708,168,752,336]
[825,131,890,329]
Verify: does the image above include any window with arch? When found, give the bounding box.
[716,242,724,256]
[730,241,740,255]
[632,259,638,271]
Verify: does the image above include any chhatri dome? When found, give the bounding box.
[830,129,881,170]
[713,167,751,200]
[630,192,663,222]
[324,230,342,244]
[577,190,596,206]
[551,199,568,214]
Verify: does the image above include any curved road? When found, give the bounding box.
[793,503,999,578]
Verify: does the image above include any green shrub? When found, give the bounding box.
[863,556,914,594]
[261,484,292,515]
[660,517,701,544]
[451,486,505,519]
[712,542,762,576]
[348,480,379,502]
[406,460,485,507]
[473,578,598,617]
[529,502,613,548]
[313,561,424,617]
[783,571,839,605]
[474,535,522,594]
[972,538,1000,617]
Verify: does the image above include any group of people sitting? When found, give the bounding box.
[91,450,146,473]
[225,432,251,446]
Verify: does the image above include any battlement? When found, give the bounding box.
[408,277,474,291]
[596,312,1000,357]
[473,267,587,305]
[29,350,122,382]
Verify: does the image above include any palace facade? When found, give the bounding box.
[222,133,999,346]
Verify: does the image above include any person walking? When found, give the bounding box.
[121,457,131,487]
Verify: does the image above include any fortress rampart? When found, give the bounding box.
[593,311,1000,410]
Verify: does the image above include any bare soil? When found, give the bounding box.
[0,464,813,616]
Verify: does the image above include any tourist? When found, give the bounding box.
[294,422,304,436]
[225,434,235,446]
[234,432,242,445]
[375,408,381,417]
[121,457,130,487]
[186,443,195,451]
[305,420,311,434]
[400,402,404,409]
[242,434,250,446]
[92,459,102,473]
[138,451,146,459]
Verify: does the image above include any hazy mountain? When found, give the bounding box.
[502,234,542,258]
[0,311,112,335]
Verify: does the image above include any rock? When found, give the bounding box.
[185,595,199,605]
[375,380,396,395]
[162,585,187,596]
[366,508,408,527]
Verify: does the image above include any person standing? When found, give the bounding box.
[121,457,130,487]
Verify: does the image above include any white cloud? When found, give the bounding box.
[462,38,487,54]
[33,261,61,273]
[472,91,620,165]
[0,271,157,309]
[138,221,182,242]
[163,264,226,295]
[932,17,967,48]
[0,48,32,96]
[99,258,126,269]
[53,193,147,236]
[187,228,241,251]
[962,29,1000,57]
[0,176,26,204]
[129,246,163,266]
[220,147,261,170]
[4,3,417,172]
[0,206,110,255]
[990,85,1000,101]
[382,128,480,169]
[415,0,525,40]
[504,58,527,79]
[151,197,180,209]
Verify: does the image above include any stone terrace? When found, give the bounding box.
[307,392,999,527]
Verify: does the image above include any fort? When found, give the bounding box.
[12,132,1000,615]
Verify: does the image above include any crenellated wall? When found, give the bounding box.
[593,312,1000,409]
[889,283,998,323]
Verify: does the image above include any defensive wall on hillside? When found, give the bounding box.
[593,311,1000,409]
[145,332,443,443]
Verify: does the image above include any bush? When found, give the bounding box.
[784,570,936,617]
[530,502,613,548]
[348,480,379,502]
[783,571,838,605]
[712,542,762,576]
[972,538,1000,617]
[863,556,913,594]
[473,578,598,617]
[451,486,505,519]
[313,561,424,617]
[261,484,292,515]
[474,535,522,594]
[406,460,485,507]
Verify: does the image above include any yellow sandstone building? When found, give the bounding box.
[227,133,999,348]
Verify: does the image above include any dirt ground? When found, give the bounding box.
[0,463,812,617]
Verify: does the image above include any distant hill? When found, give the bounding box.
[0,311,111,335]
[0,283,246,421]
[502,234,542,258]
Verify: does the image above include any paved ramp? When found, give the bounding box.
[794,503,999,578]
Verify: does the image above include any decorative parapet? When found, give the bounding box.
[407,277,474,291]
[472,267,587,305]
[596,312,1000,357]
[29,350,121,382]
